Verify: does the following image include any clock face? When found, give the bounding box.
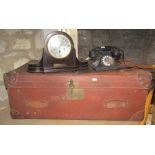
[47,34,72,59]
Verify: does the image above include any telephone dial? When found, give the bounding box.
[88,46,125,71]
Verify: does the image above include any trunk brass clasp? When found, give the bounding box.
[68,80,75,89]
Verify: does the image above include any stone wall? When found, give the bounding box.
[0,29,44,107]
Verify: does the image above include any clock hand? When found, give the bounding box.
[59,47,61,56]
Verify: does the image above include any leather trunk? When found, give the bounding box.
[3,64,152,121]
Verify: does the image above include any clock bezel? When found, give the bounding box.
[45,31,74,60]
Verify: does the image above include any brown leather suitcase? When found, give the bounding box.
[4,63,152,121]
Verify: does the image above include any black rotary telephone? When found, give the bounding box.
[88,46,124,71]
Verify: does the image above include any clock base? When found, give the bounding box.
[27,59,88,73]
